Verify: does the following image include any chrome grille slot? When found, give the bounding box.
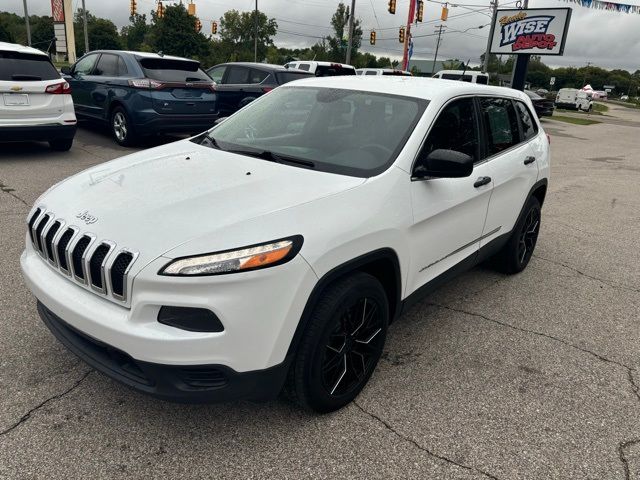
[56,228,75,273]
[28,208,42,245]
[89,243,112,292]
[71,236,92,281]
[44,221,61,262]
[111,251,134,300]
[34,214,51,254]
[27,210,137,304]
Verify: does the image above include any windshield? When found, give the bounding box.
[198,86,428,177]
[0,51,60,81]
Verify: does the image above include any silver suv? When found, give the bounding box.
[0,42,77,151]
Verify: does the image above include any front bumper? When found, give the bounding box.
[38,302,289,403]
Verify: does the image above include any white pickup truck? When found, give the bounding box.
[555,88,593,111]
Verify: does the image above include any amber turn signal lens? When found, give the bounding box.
[240,244,292,270]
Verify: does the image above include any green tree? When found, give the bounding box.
[74,9,121,56]
[121,14,149,51]
[147,4,209,60]
[325,3,362,63]
[0,21,14,42]
[30,16,55,53]
[218,9,277,62]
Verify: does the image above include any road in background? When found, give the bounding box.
[1,112,639,479]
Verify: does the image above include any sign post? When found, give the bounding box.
[51,0,76,63]
[488,7,572,90]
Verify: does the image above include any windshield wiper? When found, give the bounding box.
[225,148,315,168]
[198,134,223,150]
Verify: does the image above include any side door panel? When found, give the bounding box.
[407,97,493,296]
[479,97,540,246]
[66,53,99,117]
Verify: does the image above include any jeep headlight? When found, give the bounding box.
[160,236,303,276]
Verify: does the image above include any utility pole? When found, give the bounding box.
[82,0,89,53]
[582,61,592,86]
[431,25,445,75]
[401,0,417,71]
[345,0,356,65]
[483,0,498,74]
[254,0,258,62]
[23,0,31,46]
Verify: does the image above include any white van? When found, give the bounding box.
[555,88,593,111]
[433,70,489,84]
[356,68,411,77]
[284,61,356,77]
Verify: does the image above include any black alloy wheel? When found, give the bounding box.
[517,206,540,266]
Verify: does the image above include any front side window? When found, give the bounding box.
[73,54,99,75]
[207,65,227,83]
[514,101,538,141]
[421,97,479,162]
[297,64,310,71]
[198,86,428,177]
[479,97,521,156]
[226,66,249,84]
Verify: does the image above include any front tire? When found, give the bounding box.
[111,106,136,146]
[492,196,541,274]
[286,273,389,413]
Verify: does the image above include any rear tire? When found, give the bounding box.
[285,272,389,413]
[111,106,136,146]
[49,138,73,151]
[491,196,541,274]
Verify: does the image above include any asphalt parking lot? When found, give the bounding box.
[1,105,639,479]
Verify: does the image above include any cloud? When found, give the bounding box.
[5,0,640,70]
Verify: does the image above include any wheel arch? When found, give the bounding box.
[531,178,548,207]
[285,248,402,360]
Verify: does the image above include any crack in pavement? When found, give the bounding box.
[0,370,92,438]
[533,255,640,294]
[353,401,500,480]
[618,439,640,480]
[0,179,29,207]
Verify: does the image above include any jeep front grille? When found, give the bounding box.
[26,207,138,303]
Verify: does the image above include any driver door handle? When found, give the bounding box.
[474,176,492,188]
[524,156,536,165]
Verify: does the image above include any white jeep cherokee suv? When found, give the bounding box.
[21,77,549,412]
[0,42,77,151]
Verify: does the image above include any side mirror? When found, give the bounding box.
[60,66,72,75]
[214,117,228,125]
[413,149,474,179]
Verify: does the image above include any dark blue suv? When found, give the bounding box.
[61,51,217,146]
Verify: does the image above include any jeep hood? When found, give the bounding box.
[36,140,365,267]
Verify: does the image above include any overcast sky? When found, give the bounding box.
[5,0,640,70]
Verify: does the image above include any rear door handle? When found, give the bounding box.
[524,156,536,165]
[474,176,491,188]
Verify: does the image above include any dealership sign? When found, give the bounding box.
[489,8,572,56]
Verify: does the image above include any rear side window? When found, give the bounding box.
[118,57,129,76]
[422,98,479,162]
[515,101,538,140]
[480,97,521,156]
[476,75,489,85]
[226,66,249,84]
[138,58,210,82]
[249,69,269,84]
[275,71,312,84]
[0,51,60,81]
[94,54,119,76]
[297,64,310,71]
[365,71,378,76]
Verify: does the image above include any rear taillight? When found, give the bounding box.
[45,81,71,94]
[262,87,273,93]
[209,83,217,92]
[128,78,164,89]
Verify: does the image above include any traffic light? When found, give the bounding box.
[399,26,405,43]
[417,1,425,22]
[130,0,137,16]
[211,21,218,35]
[188,1,196,16]
[441,5,449,21]
[157,1,164,18]
[370,30,376,45]
[388,0,396,14]
[195,19,202,32]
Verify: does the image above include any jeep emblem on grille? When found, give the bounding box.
[76,210,98,225]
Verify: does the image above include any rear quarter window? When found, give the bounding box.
[0,51,60,81]
[137,57,210,82]
[515,101,538,140]
[315,66,356,77]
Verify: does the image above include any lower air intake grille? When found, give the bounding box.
[72,236,91,280]
[89,243,111,290]
[178,367,228,389]
[110,251,134,298]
